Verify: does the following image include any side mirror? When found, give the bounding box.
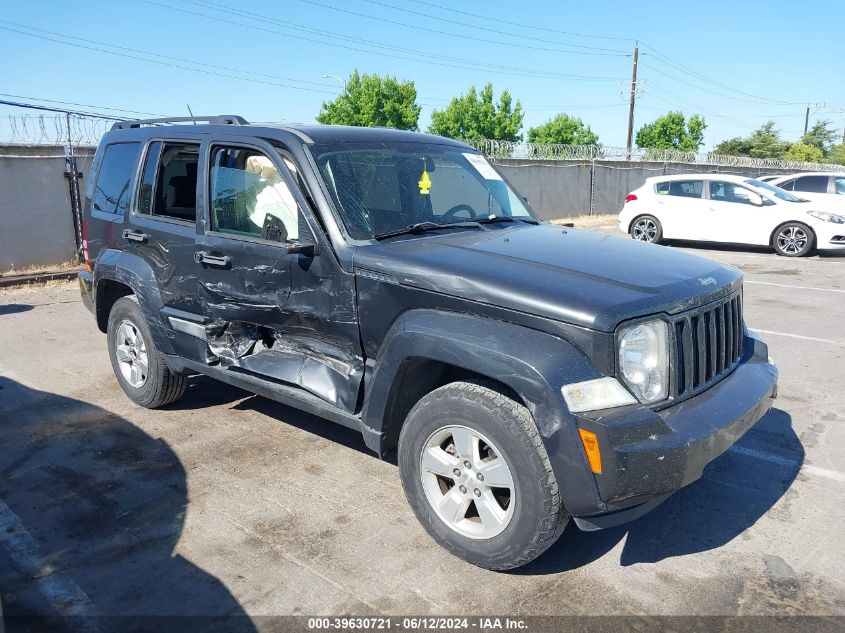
[747,191,764,206]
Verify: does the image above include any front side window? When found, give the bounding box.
[834,177,845,195]
[793,175,829,193]
[309,142,532,240]
[209,146,300,242]
[709,181,760,205]
[93,142,141,215]
[655,180,703,198]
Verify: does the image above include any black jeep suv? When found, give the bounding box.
[79,116,778,570]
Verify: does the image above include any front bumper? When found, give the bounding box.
[572,331,778,530]
[812,221,845,250]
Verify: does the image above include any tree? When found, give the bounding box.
[801,120,837,156]
[317,70,421,130]
[714,122,790,159]
[828,143,845,166]
[428,83,523,141]
[527,113,599,145]
[785,142,824,162]
[635,111,706,151]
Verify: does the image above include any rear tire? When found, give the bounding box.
[398,380,569,570]
[773,222,815,257]
[107,296,187,408]
[630,215,663,244]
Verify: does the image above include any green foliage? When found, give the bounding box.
[635,111,707,151]
[428,83,524,141]
[316,70,421,130]
[527,114,599,145]
[801,120,837,156]
[714,122,790,159]
[827,144,845,166]
[784,142,824,162]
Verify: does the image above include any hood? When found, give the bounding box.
[353,224,742,332]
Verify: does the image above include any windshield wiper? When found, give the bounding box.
[373,221,482,240]
[477,215,540,225]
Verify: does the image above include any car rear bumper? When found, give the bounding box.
[571,331,778,529]
[78,271,95,314]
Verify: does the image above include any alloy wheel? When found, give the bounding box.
[419,425,515,539]
[115,320,148,388]
[633,218,658,242]
[776,226,808,255]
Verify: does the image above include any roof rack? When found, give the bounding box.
[111,115,249,130]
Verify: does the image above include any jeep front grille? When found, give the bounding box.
[672,292,744,399]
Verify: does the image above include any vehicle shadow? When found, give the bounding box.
[665,239,845,259]
[0,376,256,633]
[516,408,803,575]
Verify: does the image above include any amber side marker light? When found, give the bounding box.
[578,429,602,474]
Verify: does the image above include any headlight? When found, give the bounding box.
[618,320,669,404]
[807,210,845,224]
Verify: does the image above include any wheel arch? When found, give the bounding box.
[770,220,816,247]
[361,309,606,516]
[93,248,174,354]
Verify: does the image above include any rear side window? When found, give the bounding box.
[793,175,829,193]
[92,142,141,215]
[655,180,703,198]
[776,179,794,191]
[136,142,199,222]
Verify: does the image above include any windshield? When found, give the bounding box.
[745,178,803,202]
[309,141,533,239]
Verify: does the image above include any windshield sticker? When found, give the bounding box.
[463,153,503,181]
[418,167,432,195]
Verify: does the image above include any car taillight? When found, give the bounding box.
[624,194,638,203]
[82,220,91,272]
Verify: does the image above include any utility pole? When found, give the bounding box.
[625,43,639,159]
[804,103,826,135]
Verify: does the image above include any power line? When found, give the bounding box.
[141,0,621,82]
[293,0,628,55]
[361,0,633,43]
[0,21,341,94]
[0,93,168,118]
[638,42,803,106]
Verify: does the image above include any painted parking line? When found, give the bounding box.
[0,497,115,633]
[749,328,845,347]
[729,445,845,484]
[746,280,845,294]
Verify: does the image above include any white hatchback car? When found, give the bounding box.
[619,174,845,256]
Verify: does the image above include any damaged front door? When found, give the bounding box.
[195,140,363,412]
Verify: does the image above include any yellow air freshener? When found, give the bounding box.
[418,168,432,195]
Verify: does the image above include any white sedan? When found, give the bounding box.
[768,172,845,207]
[619,174,845,256]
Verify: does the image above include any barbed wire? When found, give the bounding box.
[466,139,843,172]
[3,114,113,146]
[1,114,840,173]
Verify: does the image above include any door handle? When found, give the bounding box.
[122,229,148,243]
[194,251,231,268]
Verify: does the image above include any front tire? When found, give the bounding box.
[773,222,815,257]
[107,296,187,408]
[630,215,663,244]
[398,380,569,570]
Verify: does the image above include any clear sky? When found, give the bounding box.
[2,0,844,149]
